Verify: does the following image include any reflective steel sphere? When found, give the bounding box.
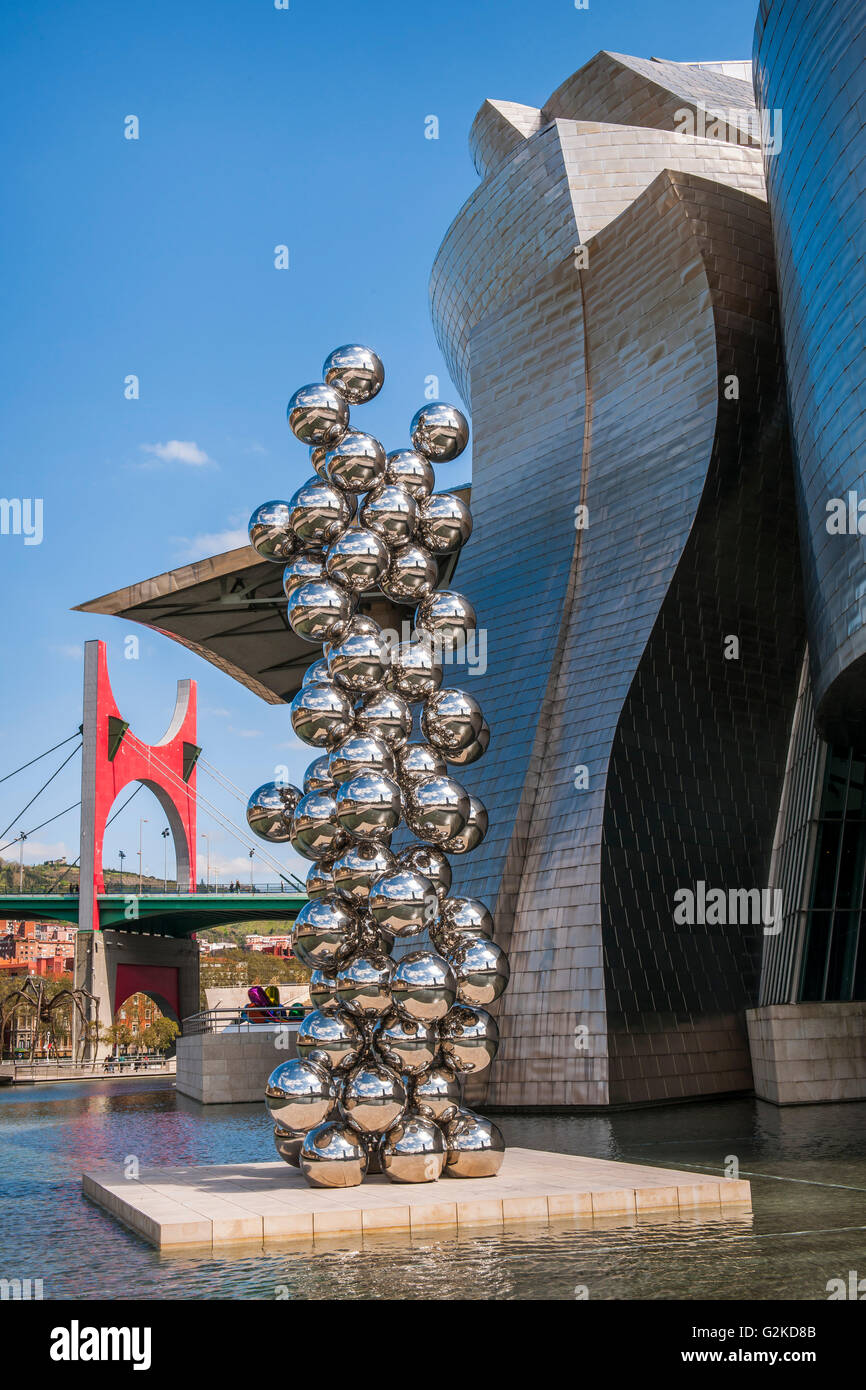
[322,344,385,405]
[385,448,435,499]
[246,781,301,842]
[369,868,436,937]
[421,688,485,753]
[329,732,395,785]
[395,741,449,786]
[249,500,297,562]
[359,484,418,550]
[283,551,326,601]
[436,896,494,942]
[309,968,339,1011]
[293,895,358,971]
[414,590,477,646]
[335,771,402,841]
[390,641,443,702]
[410,402,469,462]
[391,950,456,1023]
[397,843,452,901]
[448,935,509,1006]
[354,690,412,748]
[444,719,490,767]
[325,526,389,593]
[438,1005,499,1074]
[300,1120,368,1187]
[375,1011,437,1076]
[297,1008,364,1072]
[404,774,470,844]
[380,543,439,605]
[265,1057,336,1134]
[411,1063,462,1124]
[303,753,335,794]
[327,626,391,694]
[290,681,355,748]
[288,580,356,645]
[381,1113,446,1183]
[287,383,349,447]
[443,1109,505,1178]
[440,794,489,855]
[273,1124,303,1167]
[339,1061,407,1135]
[302,656,333,686]
[335,951,393,1018]
[325,431,387,494]
[290,789,347,861]
[310,443,330,479]
[306,858,336,900]
[332,840,396,905]
[289,477,352,549]
[416,492,473,555]
[355,913,395,957]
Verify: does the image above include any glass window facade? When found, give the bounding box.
[801,748,866,1000]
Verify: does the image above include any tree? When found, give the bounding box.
[140,1017,179,1056]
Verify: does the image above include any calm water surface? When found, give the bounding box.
[0,1078,863,1299]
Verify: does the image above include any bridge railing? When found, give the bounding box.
[182,1006,305,1036]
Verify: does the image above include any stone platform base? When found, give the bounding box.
[747,1002,866,1104]
[175,1027,296,1104]
[82,1147,751,1248]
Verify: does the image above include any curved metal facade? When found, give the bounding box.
[754,0,866,745]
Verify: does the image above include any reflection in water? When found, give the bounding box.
[0,1079,864,1300]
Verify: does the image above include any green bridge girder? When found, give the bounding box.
[0,893,307,938]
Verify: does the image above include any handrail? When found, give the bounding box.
[182,1006,305,1036]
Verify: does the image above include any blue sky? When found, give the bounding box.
[0,0,760,884]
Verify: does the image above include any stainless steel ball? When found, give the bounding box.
[447,935,509,1006]
[440,794,489,855]
[397,843,452,901]
[438,1005,499,1074]
[443,1109,505,1178]
[335,771,402,841]
[249,500,297,562]
[287,383,349,447]
[325,431,387,494]
[322,344,385,405]
[288,477,352,549]
[421,688,485,753]
[246,781,301,842]
[435,896,494,942]
[265,1057,336,1134]
[380,543,439,605]
[369,868,436,937]
[404,774,470,844]
[309,967,339,1011]
[391,950,456,1023]
[329,732,395,785]
[381,1113,446,1183]
[416,492,473,555]
[303,753,335,794]
[323,613,382,654]
[310,443,330,479]
[288,580,356,645]
[354,690,412,748]
[359,484,418,550]
[283,551,326,602]
[306,858,336,900]
[273,1124,303,1167]
[355,913,395,957]
[390,640,443,702]
[293,896,358,970]
[325,525,389,594]
[327,626,391,694]
[339,1061,407,1135]
[335,951,393,1019]
[300,1120,368,1188]
[443,719,490,767]
[332,840,396,905]
[395,741,449,786]
[411,1063,462,1124]
[290,789,348,861]
[410,402,469,462]
[297,1008,364,1072]
[385,448,435,499]
[414,590,477,647]
[375,1011,437,1076]
[302,656,333,687]
[290,681,354,748]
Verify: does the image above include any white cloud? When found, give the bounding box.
[228,726,263,739]
[205,707,232,718]
[140,440,214,467]
[12,839,74,865]
[173,528,249,561]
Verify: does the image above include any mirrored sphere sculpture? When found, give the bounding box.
[253,353,508,1189]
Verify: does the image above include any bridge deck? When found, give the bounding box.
[0,893,306,936]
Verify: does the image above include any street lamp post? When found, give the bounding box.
[249,848,254,891]
[201,833,211,892]
[17,832,27,891]
[161,827,170,892]
[138,818,148,894]
[118,850,126,891]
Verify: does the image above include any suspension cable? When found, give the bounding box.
[0,741,82,843]
[0,730,82,786]
[197,757,251,805]
[0,800,82,859]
